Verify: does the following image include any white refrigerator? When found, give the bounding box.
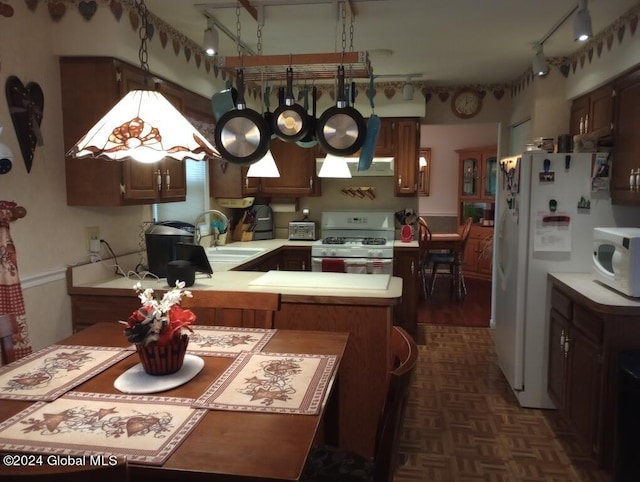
[492,151,640,408]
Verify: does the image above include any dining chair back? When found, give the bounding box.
[430,217,473,301]
[0,314,15,366]
[417,217,434,300]
[180,290,281,329]
[1,456,128,481]
[301,325,418,482]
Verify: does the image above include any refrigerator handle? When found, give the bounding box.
[496,209,508,290]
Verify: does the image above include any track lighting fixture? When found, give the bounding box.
[402,78,415,101]
[532,43,548,77]
[203,18,219,56]
[573,0,593,42]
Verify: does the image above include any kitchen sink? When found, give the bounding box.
[205,246,266,264]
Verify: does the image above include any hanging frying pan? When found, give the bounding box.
[296,85,318,148]
[316,65,366,156]
[214,69,270,165]
[210,80,238,122]
[262,85,276,139]
[272,68,310,142]
[358,74,381,172]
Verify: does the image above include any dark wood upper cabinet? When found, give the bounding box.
[610,67,640,205]
[569,83,614,138]
[60,57,211,206]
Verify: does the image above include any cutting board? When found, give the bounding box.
[248,271,391,291]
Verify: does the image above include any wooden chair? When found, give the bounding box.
[180,290,281,328]
[429,217,473,300]
[0,314,16,366]
[301,325,418,482]
[417,217,434,300]
[0,456,128,481]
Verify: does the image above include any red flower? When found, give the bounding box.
[156,306,195,346]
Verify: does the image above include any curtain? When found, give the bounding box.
[0,200,32,364]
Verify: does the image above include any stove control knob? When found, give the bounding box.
[330,249,337,256]
[369,249,381,257]
[321,248,328,256]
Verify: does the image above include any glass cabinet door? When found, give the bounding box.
[461,157,479,198]
[482,155,497,199]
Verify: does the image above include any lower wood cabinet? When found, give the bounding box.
[547,281,640,471]
[393,246,419,339]
[279,247,311,271]
[463,225,493,280]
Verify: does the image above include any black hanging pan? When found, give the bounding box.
[316,65,366,156]
[214,69,270,165]
[272,68,310,142]
[296,85,318,148]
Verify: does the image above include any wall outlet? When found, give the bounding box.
[85,226,100,252]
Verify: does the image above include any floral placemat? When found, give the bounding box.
[0,391,207,466]
[192,351,338,415]
[0,345,132,401]
[186,326,277,357]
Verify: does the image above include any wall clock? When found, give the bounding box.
[451,89,482,119]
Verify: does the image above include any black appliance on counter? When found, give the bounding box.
[248,203,274,240]
[145,221,195,278]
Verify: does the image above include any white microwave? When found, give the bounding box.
[592,227,640,298]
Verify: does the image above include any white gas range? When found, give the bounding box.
[310,211,395,274]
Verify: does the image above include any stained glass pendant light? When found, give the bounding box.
[67,0,218,164]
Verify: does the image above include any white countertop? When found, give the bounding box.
[85,270,402,299]
[69,239,404,300]
[549,272,640,308]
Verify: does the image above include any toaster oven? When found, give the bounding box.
[288,221,316,241]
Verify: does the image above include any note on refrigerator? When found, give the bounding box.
[533,211,572,252]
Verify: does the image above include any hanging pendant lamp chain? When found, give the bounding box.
[340,1,347,65]
[257,20,265,113]
[136,0,150,85]
[257,22,263,56]
[349,6,354,52]
[236,1,243,68]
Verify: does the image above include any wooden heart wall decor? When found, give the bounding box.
[5,76,44,173]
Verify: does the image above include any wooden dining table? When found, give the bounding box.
[0,323,348,481]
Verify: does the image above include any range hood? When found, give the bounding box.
[315,157,395,177]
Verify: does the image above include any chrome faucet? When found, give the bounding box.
[193,210,229,247]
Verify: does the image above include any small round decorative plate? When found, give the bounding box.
[114,354,204,394]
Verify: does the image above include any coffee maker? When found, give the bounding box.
[145,221,195,277]
[249,203,274,240]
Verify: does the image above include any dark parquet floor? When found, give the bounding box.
[395,278,611,482]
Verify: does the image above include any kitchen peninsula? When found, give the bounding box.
[66,239,403,458]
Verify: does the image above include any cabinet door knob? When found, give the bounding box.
[164,171,171,190]
[156,169,162,191]
[585,114,589,133]
[398,176,402,187]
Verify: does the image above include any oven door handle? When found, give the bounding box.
[366,258,393,266]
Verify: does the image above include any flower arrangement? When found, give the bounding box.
[120,281,195,346]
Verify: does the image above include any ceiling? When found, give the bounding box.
[143,0,639,87]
